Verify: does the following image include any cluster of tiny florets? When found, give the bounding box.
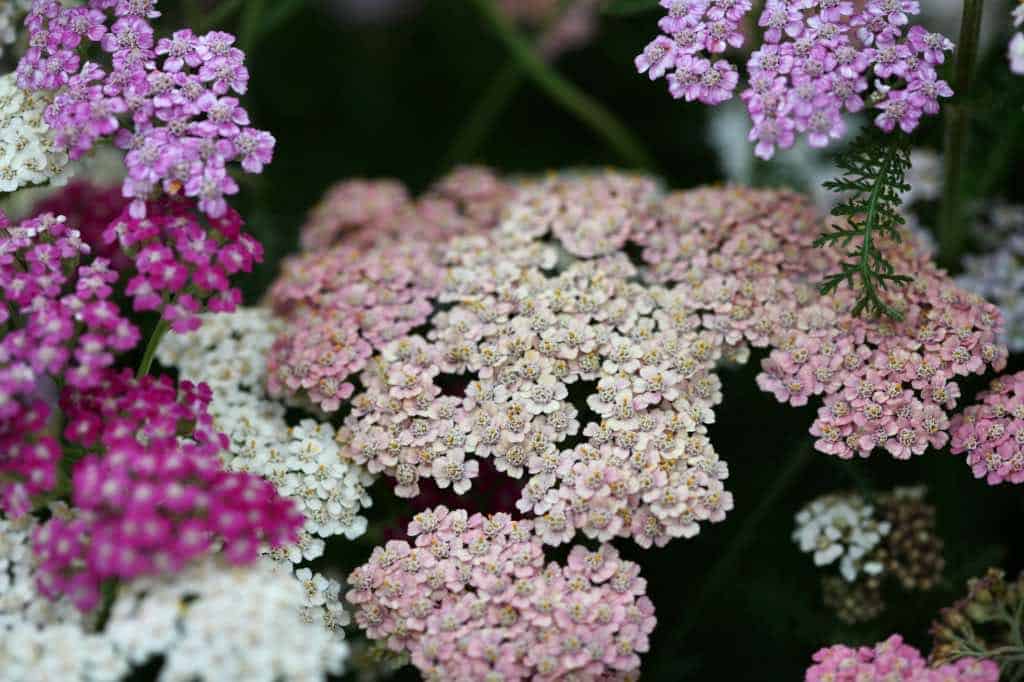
[949,371,1024,486]
[16,0,274,218]
[636,0,955,158]
[1,212,139,516]
[32,180,131,269]
[106,558,350,681]
[346,506,655,681]
[157,308,376,562]
[1010,3,1024,75]
[795,486,944,623]
[0,73,70,192]
[104,196,263,332]
[33,369,303,611]
[0,1,31,61]
[805,634,999,682]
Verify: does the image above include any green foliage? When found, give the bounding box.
[602,0,662,15]
[814,131,913,321]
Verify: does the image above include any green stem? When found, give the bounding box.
[938,0,985,270]
[137,319,170,379]
[443,61,525,170]
[198,0,245,32]
[239,0,267,54]
[468,0,657,170]
[673,441,814,640]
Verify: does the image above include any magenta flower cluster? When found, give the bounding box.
[950,371,1024,486]
[1,212,139,516]
[805,634,999,682]
[104,197,263,333]
[346,506,655,680]
[32,180,131,270]
[16,0,274,218]
[636,0,955,158]
[33,369,302,611]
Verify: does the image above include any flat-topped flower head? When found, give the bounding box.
[16,0,273,218]
[347,506,655,680]
[806,634,999,682]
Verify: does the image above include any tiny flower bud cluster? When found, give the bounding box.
[16,0,274,218]
[806,634,999,682]
[949,372,1024,486]
[931,568,1024,669]
[106,558,350,681]
[104,197,263,332]
[34,370,303,611]
[1,213,139,516]
[157,309,376,561]
[346,507,656,681]
[0,73,70,192]
[636,0,955,158]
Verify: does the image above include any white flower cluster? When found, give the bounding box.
[0,72,70,193]
[157,308,375,558]
[106,559,350,682]
[1,516,128,682]
[793,492,890,582]
[0,1,30,61]
[957,204,1024,352]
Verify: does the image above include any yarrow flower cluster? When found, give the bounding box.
[1,212,139,516]
[795,486,944,623]
[105,558,350,681]
[269,169,1004,552]
[636,0,955,158]
[793,491,890,582]
[32,180,130,269]
[103,196,263,332]
[0,72,70,192]
[33,370,303,611]
[957,204,1024,352]
[346,506,656,681]
[805,634,999,682]
[157,308,375,564]
[16,0,274,218]
[949,371,1024,486]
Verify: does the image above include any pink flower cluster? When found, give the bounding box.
[631,184,1006,461]
[949,371,1024,485]
[268,168,515,412]
[103,196,262,333]
[346,506,655,680]
[33,180,130,269]
[636,0,955,158]
[299,166,513,251]
[33,370,302,611]
[16,0,274,218]
[1,213,139,516]
[806,634,999,682]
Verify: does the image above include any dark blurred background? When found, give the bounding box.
[191,1,1024,679]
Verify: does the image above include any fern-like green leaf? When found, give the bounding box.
[815,131,913,321]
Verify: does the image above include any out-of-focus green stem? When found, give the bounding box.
[444,61,525,169]
[468,0,657,170]
[673,441,814,640]
[198,0,245,32]
[137,319,170,379]
[239,0,266,54]
[938,0,985,270]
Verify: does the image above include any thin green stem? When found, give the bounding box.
[938,0,985,270]
[137,319,170,379]
[198,0,245,32]
[673,441,814,640]
[468,0,657,170]
[443,61,525,170]
[239,0,266,54]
